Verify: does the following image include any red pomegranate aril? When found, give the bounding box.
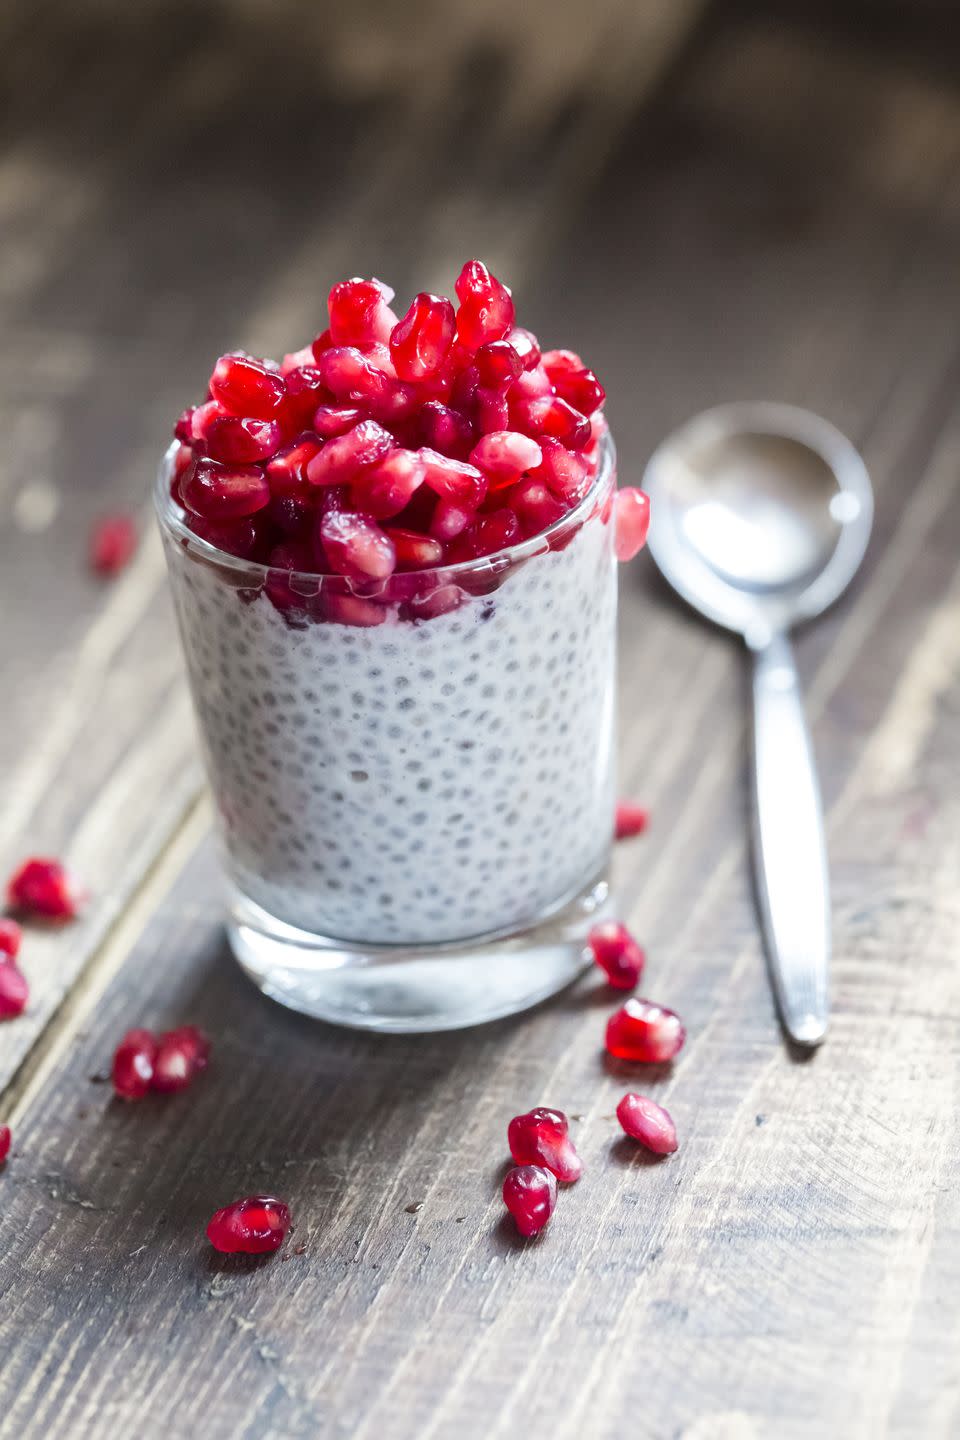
[328,277,397,347]
[0,1126,10,1163]
[508,1107,583,1183]
[430,497,473,541]
[614,488,650,561]
[474,387,510,436]
[175,407,197,443]
[385,527,443,570]
[390,292,456,381]
[419,401,474,459]
[112,1028,158,1099]
[180,457,271,520]
[281,365,332,428]
[324,591,390,627]
[502,1164,557,1237]
[320,511,396,580]
[0,961,28,1020]
[265,437,323,499]
[207,1195,291,1255]
[508,326,541,371]
[210,353,286,420]
[587,921,645,991]
[268,495,311,539]
[617,1093,678,1154]
[171,442,194,498]
[0,919,22,960]
[419,448,487,507]
[313,403,365,438]
[550,364,605,417]
[606,998,686,1063]
[90,514,138,576]
[515,395,591,449]
[311,327,333,362]
[205,415,283,465]
[279,344,315,375]
[455,260,515,350]
[450,508,520,560]
[8,857,85,921]
[510,478,567,536]
[187,513,263,559]
[511,362,553,402]
[615,802,649,840]
[530,437,590,505]
[152,1025,210,1093]
[306,420,393,487]
[408,583,462,619]
[470,431,542,486]
[474,340,522,389]
[317,346,394,408]
[189,399,224,446]
[353,448,426,520]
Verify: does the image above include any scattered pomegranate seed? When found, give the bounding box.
[112,1028,158,1100]
[614,488,651,561]
[616,1093,678,1155]
[205,415,284,465]
[210,353,286,420]
[180,457,271,520]
[153,1025,210,1093]
[90,514,138,576]
[7,857,85,921]
[508,1107,583,1183]
[0,1126,10,1163]
[455,260,515,350]
[587,921,645,990]
[605,998,686,1063]
[502,1165,557,1238]
[0,919,23,960]
[207,1195,291,1254]
[0,961,29,1020]
[390,293,456,381]
[328,277,397,347]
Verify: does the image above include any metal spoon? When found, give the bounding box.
[643,402,873,1046]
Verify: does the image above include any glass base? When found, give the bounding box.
[228,867,613,1033]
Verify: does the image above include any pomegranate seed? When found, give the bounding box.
[305,420,393,487]
[205,415,283,465]
[180,457,271,520]
[508,1107,582,1183]
[187,513,263,559]
[0,961,28,1020]
[188,399,226,446]
[510,478,567,536]
[617,1093,678,1155]
[0,919,22,960]
[455,260,515,350]
[418,401,474,459]
[353,448,425,519]
[171,442,194,498]
[449,508,520,560]
[515,395,591,450]
[210,354,286,420]
[316,346,395,409]
[502,1165,557,1238]
[508,327,541,370]
[605,998,686,1063]
[587,921,645,990]
[279,345,315,375]
[529,438,590,505]
[408,583,462,619]
[310,327,333,362]
[268,495,311,539]
[111,1028,158,1099]
[614,488,650,561]
[174,407,196,443]
[469,431,542,486]
[419,448,486,507]
[207,1195,291,1255]
[8,857,85,921]
[153,1025,210,1093]
[474,388,510,436]
[540,356,605,416]
[615,803,649,840]
[324,592,390,627]
[430,498,473,541]
[90,514,138,576]
[385,527,443,570]
[313,404,365,438]
[390,293,456,381]
[328,277,397,346]
[474,340,522,389]
[319,511,396,580]
[511,362,553,401]
[0,1126,10,1163]
[280,365,331,428]
[265,437,323,499]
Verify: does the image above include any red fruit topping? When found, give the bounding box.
[587,921,645,991]
[174,407,196,443]
[324,592,390,627]
[328,277,397,347]
[187,513,263,559]
[542,349,606,415]
[474,340,522,389]
[455,260,515,350]
[615,802,649,840]
[280,365,331,428]
[515,395,591,449]
[450,508,521,560]
[508,327,541,371]
[310,327,333,362]
[474,387,510,435]
[0,961,29,1020]
[152,1025,210,1093]
[390,293,456,381]
[8,857,85,921]
[353,448,425,519]
[207,1195,291,1255]
[0,1125,9,1162]
[529,437,590,505]
[508,1107,582,1183]
[279,345,315,375]
[0,919,22,959]
[470,431,542,487]
[510,478,567,537]
[305,420,393,487]
[180,457,271,520]
[205,415,283,465]
[419,448,487,507]
[385,527,444,570]
[210,354,286,420]
[511,362,553,402]
[614,488,650,561]
[605,998,686,1063]
[312,404,365,438]
[502,1165,557,1237]
[617,1093,678,1155]
[319,511,396,580]
[265,437,323,499]
[419,401,473,459]
[316,346,394,409]
[112,1028,158,1099]
[90,514,138,576]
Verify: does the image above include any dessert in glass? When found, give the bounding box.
[155,262,648,1031]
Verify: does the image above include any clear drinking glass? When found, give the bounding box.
[155,433,618,1031]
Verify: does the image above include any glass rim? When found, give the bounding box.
[154,429,616,583]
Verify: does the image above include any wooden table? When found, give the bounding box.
[2,2,959,1435]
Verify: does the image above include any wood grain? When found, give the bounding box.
[2,2,960,1437]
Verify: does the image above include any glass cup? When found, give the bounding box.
[155,433,618,1031]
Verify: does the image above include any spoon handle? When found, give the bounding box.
[750,632,830,1046]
